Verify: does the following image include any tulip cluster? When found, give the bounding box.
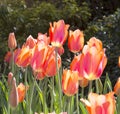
[4,19,120,114]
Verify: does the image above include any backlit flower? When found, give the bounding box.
[62,69,79,96]
[81,92,115,114]
[68,29,84,53]
[114,77,120,95]
[49,20,69,47]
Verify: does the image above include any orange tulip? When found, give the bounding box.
[114,77,120,95]
[8,32,17,50]
[15,46,32,67]
[17,83,28,103]
[71,42,107,80]
[62,69,79,96]
[70,54,84,79]
[87,37,103,52]
[81,92,115,114]
[30,43,48,72]
[49,20,69,47]
[68,29,84,53]
[118,56,120,68]
[43,46,61,77]
[80,44,107,80]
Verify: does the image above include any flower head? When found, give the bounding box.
[68,29,84,53]
[62,69,79,96]
[49,20,69,47]
[81,92,115,114]
[8,32,17,50]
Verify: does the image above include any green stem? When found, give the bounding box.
[89,81,93,93]
[28,77,35,114]
[25,67,29,114]
[76,92,79,114]
[50,77,54,112]
[67,97,72,114]
[11,49,14,73]
[55,48,62,111]
[81,87,84,98]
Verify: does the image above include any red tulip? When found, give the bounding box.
[62,69,79,96]
[68,29,84,53]
[81,92,115,114]
[49,20,69,47]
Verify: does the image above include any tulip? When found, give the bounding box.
[81,92,115,114]
[30,43,48,72]
[9,77,18,108]
[24,35,37,49]
[17,83,29,103]
[62,69,79,96]
[81,45,107,80]
[87,37,103,52]
[44,46,61,77]
[8,72,13,86]
[49,20,69,47]
[114,77,120,95]
[70,54,84,79]
[15,46,32,67]
[8,32,17,50]
[71,43,107,80]
[68,29,84,53]
[118,56,120,68]
[37,33,50,45]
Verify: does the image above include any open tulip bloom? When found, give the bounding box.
[1,19,119,114]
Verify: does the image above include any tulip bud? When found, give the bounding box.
[8,32,17,50]
[9,77,18,108]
